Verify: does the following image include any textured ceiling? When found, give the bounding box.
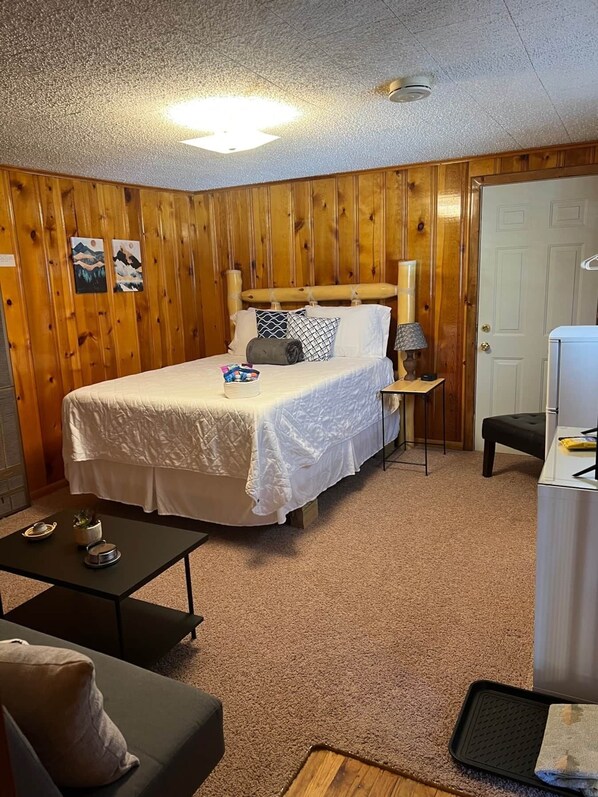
[1,0,597,191]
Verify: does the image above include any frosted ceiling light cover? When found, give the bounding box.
[168,96,299,132]
[182,130,280,153]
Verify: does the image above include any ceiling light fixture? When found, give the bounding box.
[182,130,280,154]
[168,96,299,131]
[388,76,433,103]
[168,96,299,153]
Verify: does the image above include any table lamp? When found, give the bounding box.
[394,322,428,381]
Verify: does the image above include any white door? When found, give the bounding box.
[475,175,598,451]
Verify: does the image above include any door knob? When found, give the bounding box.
[480,341,490,352]
[481,323,491,332]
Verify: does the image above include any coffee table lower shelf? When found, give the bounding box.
[5,586,203,667]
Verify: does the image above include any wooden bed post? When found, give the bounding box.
[226,269,243,337]
[397,260,417,447]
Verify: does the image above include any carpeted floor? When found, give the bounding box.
[0,450,546,797]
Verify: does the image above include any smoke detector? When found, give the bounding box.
[388,76,433,103]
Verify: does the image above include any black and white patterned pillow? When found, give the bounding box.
[256,308,305,339]
[286,315,340,361]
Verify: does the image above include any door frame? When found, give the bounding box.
[463,163,598,450]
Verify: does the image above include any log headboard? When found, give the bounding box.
[225,260,417,339]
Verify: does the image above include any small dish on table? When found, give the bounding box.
[84,542,121,569]
[22,521,56,541]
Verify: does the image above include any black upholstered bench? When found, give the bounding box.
[481,413,546,477]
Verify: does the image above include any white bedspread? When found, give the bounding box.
[63,355,396,516]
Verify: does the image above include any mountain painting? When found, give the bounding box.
[71,237,107,294]
[112,239,143,292]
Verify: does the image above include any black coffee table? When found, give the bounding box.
[0,510,208,666]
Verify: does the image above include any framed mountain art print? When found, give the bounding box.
[112,239,143,292]
[70,237,107,294]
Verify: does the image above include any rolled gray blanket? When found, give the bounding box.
[246,337,303,365]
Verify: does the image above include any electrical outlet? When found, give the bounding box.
[0,254,15,267]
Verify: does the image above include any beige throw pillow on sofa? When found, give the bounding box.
[0,643,139,788]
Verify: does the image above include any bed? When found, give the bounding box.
[63,266,416,526]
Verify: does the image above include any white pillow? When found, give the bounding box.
[228,308,257,355]
[306,304,391,358]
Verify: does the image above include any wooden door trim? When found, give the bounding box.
[463,165,598,450]
[475,163,598,188]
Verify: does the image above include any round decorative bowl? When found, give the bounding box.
[224,379,260,399]
[84,542,121,569]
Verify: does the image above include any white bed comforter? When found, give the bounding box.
[63,355,395,516]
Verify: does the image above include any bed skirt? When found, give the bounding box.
[65,412,399,527]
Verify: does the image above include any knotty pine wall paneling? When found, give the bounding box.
[0,169,207,493]
[9,171,66,486]
[194,141,598,449]
[432,161,468,445]
[190,192,227,355]
[0,172,46,491]
[1,140,598,493]
[292,180,313,288]
[336,174,358,286]
[312,178,338,287]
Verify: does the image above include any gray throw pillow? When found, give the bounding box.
[0,644,139,788]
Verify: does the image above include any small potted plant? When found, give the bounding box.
[73,508,102,548]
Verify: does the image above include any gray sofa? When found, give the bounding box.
[0,619,224,797]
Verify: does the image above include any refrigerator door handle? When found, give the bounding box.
[546,339,560,415]
[546,411,558,457]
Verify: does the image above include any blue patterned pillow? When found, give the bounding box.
[286,315,340,361]
[256,308,306,339]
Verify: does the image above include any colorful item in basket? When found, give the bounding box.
[220,364,260,383]
[559,435,597,451]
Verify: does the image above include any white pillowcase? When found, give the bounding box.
[306,304,391,358]
[228,308,257,356]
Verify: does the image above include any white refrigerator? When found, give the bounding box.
[546,325,598,455]
[535,426,598,701]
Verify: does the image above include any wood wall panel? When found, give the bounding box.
[173,192,203,363]
[1,140,597,492]
[0,172,46,490]
[336,174,357,286]
[191,192,227,353]
[191,140,598,449]
[9,171,65,485]
[0,169,208,493]
[433,161,468,444]
[251,186,272,289]
[357,172,384,283]
[312,178,338,286]
[270,183,294,289]
[292,181,313,289]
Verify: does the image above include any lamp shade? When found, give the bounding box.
[394,322,428,352]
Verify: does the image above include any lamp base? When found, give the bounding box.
[403,351,417,381]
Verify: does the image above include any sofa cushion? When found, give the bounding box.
[0,642,139,788]
[0,620,224,797]
[3,708,61,797]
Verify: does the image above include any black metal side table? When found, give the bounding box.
[381,377,446,475]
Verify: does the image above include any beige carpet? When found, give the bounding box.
[0,451,546,797]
